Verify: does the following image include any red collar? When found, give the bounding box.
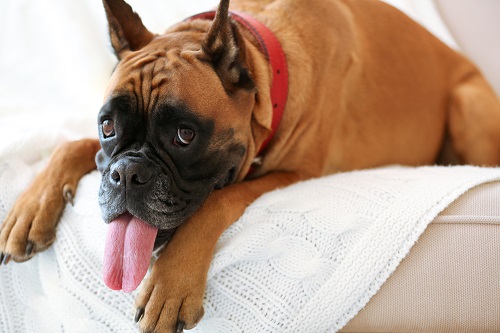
[187,11,289,176]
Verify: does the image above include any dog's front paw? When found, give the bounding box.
[0,181,73,264]
[0,139,99,265]
[135,255,206,333]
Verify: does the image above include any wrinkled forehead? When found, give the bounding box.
[103,37,230,120]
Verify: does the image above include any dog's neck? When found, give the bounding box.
[186,11,289,179]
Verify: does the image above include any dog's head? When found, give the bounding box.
[96,0,265,238]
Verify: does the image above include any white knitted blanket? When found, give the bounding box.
[0,0,496,331]
[1,134,500,333]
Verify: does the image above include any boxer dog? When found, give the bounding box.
[1,0,500,332]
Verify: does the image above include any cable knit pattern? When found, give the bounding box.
[1,135,500,333]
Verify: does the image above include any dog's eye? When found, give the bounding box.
[175,127,195,146]
[102,119,115,138]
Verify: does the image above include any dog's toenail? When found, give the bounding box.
[0,253,4,265]
[26,242,34,256]
[134,308,144,323]
[176,321,185,333]
[2,254,11,265]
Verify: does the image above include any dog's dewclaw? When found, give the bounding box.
[176,321,185,333]
[63,184,74,206]
[134,307,144,323]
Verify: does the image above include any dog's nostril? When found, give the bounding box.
[110,169,121,184]
[129,163,152,185]
[131,173,149,185]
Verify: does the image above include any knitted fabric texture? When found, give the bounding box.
[1,135,500,333]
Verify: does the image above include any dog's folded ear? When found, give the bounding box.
[203,0,255,92]
[102,0,155,59]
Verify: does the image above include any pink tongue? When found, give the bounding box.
[103,213,158,293]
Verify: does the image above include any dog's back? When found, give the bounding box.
[231,0,500,175]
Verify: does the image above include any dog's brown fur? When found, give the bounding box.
[1,0,500,332]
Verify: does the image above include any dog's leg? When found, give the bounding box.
[448,72,500,165]
[135,171,302,333]
[0,139,100,263]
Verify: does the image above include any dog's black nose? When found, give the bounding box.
[109,158,152,187]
